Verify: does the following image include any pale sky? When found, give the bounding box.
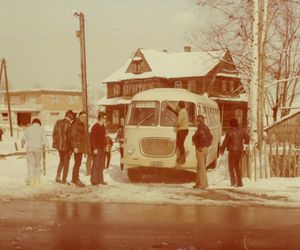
[0,0,201,96]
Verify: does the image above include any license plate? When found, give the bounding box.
[150,161,163,167]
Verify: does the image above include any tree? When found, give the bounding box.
[192,0,300,123]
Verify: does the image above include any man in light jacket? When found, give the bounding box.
[21,118,50,186]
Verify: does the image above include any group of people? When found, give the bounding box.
[52,110,120,187]
[20,101,249,189]
[21,109,123,187]
[168,100,249,190]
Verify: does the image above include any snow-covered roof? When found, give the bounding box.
[216,72,241,78]
[265,110,300,131]
[0,89,81,94]
[211,93,248,103]
[0,104,42,112]
[103,49,229,83]
[97,96,131,106]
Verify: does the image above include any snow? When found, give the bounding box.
[1,128,300,208]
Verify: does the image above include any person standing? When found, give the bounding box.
[0,127,3,141]
[192,115,213,189]
[52,110,74,184]
[115,125,124,170]
[220,118,249,187]
[70,111,89,187]
[90,112,108,186]
[167,101,189,165]
[105,134,113,168]
[21,118,50,186]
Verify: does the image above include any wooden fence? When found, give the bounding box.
[268,142,300,177]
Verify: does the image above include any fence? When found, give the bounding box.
[268,142,300,177]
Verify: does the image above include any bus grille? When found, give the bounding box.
[140,137,175,157]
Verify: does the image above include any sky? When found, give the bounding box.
[0,0,202,99]
[1,128,300,208]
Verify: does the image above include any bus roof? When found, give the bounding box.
[131,88,218,107]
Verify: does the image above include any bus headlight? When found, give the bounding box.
[126,144,135,155]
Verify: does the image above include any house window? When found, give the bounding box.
[174,81,182,88]
[124,85,129,95]
[221,80,227,93]
[188,80,196,92]
[113,85,121,96]
[112,110,119,125]
[2,113,8,121]
[229,81,235,93]
[235,109,243,125]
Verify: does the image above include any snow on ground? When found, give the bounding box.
[1,128,300,207]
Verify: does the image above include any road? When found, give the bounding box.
[1,200,300,250]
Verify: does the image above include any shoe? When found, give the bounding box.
[73,179,86,187]
[99,181,107,185]
[236,183,243,187]
[62,180,71,185]
[55,177,62,183]
[193,184,207,190]
[178,156,186,164]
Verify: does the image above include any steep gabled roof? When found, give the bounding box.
[103,48,230,83]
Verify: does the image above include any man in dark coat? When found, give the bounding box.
[52,110,74,184]
[192,115,213,189]
[90,111,108,186]
[115,125,124,170]
[220,118,249,187]
[70,111,89,187]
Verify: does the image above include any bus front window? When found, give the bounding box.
[160,101,196,127]
[126,101,159,126]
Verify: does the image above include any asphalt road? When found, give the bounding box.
[1,200,300,250]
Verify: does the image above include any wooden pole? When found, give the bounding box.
[2,59,13,137]
[76,12,89,134]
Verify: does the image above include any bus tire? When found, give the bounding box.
[127,169,142,182]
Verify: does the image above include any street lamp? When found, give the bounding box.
[73,11,89,132]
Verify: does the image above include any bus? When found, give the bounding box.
[122,88,222,182]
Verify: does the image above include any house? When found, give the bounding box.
[265,110,300,146]
[0,89,82,127]
[98,47,248,131]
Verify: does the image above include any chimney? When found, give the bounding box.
[184,46,191,52]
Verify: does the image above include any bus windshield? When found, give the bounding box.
[160,101,196,127]
[126,101,159,126]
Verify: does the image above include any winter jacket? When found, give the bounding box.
[70,118,88,154]
[52,118,72,151]
[176,108,189,131]
[21,123,50,151]
[192,122,212,149]
[220,127,249,153]
[90,122,107,149]
[115,128,124,148]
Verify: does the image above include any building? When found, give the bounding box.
[0,89,82,127]
[265,110,300,146]
[98,47,248,131]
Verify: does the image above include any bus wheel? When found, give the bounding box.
[127,169,142,182]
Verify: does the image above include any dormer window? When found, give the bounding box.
[229,80,235,93]
[132,56,142,74]
[174,81,182,88]
[221,80,227,93]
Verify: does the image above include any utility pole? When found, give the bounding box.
[0,58,13,137]
[74,11,89,131]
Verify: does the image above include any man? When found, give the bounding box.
[70,111,89,187]
[105,134,113,168]
[21,118,50,186]
[52,110,74,184]
[220,118,249,187]
[192,115,213,189]
[167,101,189,165]
[90,111,108,186]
